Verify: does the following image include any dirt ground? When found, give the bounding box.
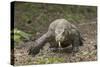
[13,21,97,66]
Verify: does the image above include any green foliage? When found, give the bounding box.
[80,50,97,56]
[14,2,97,34]
[12,28,31,43]
[36,57,65,64]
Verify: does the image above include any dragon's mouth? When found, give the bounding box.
[58,41,61,48]
[58,41,62,51]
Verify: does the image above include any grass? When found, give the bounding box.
[35,57,65,64]
[14,2,97,35]
[12,28,31,43]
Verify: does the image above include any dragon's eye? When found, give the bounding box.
[62,30,65,35]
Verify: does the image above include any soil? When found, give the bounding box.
[13,21,97,66]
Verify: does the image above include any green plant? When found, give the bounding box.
[12,28,31,43]
[36,57,65,64]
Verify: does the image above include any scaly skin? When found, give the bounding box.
[28,19,83,56]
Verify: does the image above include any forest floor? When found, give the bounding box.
[13,20,97,66]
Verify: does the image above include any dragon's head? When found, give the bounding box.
[55,28,65,43]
